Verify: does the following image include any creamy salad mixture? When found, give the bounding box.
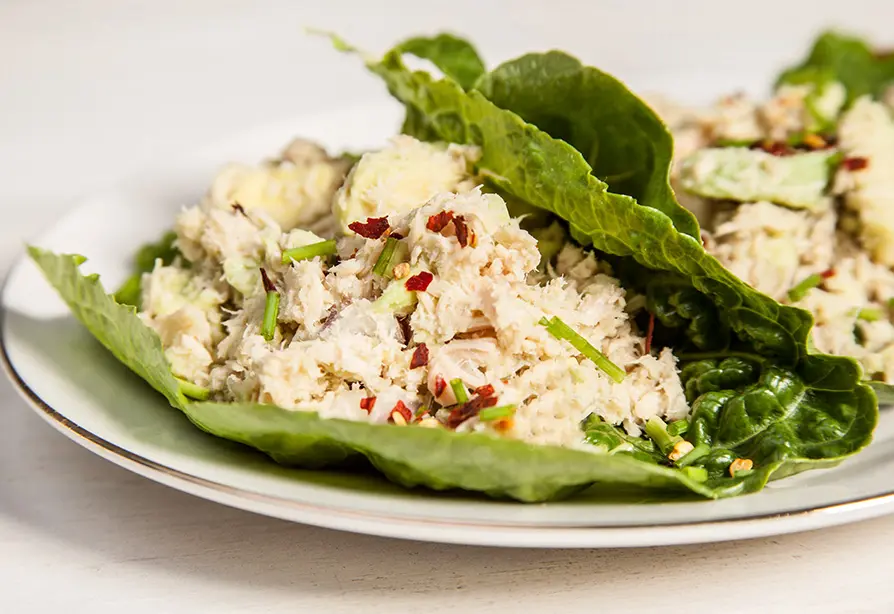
[138,135,688,450]
[651,83,894,383]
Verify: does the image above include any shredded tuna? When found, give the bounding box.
[348,216,390,239]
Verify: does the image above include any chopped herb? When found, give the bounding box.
[667,419,689,437]
[177,378,210,401]
[478,405,516,421]
[681,466,709,483]
[539,316,626,383]
[450,378,469,404]
[373,236,401,277]
[260,268,279,341]
[644,416,680,455]
[856,307,883,322]
[674,442,711,467]
[787,273,823,302]
[281,240,337,264]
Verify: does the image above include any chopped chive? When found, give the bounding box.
[478,405,516,422]
[681,466,708,483]
[450,378,469,404]
[539,316,626,383]
[177,378,210,401]
[856,307,883,322]
[281,239,337,264]
[731,469,754,478]
[888,298,894,310]
[259,268,279,341]
[787,273,823,302]
[372,237,400,277]
[674,442,711,467]
[667,419,689,437]
[644,416,680,455]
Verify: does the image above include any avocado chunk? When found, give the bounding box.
[678,148,836,211]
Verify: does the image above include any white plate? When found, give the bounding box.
[4,103,894,548]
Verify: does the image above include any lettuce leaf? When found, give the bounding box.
[776,30,894,103]
[113,230,180,307]
[26,249,878,501]
[475,51,700,239]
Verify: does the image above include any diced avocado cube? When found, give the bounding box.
[678,148,835,211]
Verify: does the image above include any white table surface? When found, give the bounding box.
[3,1,894,612]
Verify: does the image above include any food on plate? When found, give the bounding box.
[651,31,894,398]
[29,32,876,502]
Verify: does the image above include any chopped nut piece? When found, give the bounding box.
[390,411,407,426]
[668,440,695,462]
[729,458,754,476]
[417,417,441,428]
[392,262,410,279]
[802,133,827,150]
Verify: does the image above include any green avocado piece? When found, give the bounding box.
[678,148,836,211]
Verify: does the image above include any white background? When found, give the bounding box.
[3,1,894,612]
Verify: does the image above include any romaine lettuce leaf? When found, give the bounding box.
[26,249,879,501]
[475,51,700,239]
[113,230,180,307]
[776,31,894,103]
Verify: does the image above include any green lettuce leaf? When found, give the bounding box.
[394,33,485,91]
[474,51,700,239]
[30,249,876,501]
[777,30,894,103]
[29,246,186,409]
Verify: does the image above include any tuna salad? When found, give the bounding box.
[651,31,894,395]
[29,32,876,502]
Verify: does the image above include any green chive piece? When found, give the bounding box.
[372,237,400,277]
[787,273,823,302]
[644,416,680,455]
[478,405,516,422]
[681,466,708,483]
[281,239,337,264]
[177,378,210,401]
[667,419,689,437]
[539,316,626,383]
[732,469,754,478]
[674,442,711,467]
[261,291,280,341]
[856,307,883,322]
[450,378,469,404]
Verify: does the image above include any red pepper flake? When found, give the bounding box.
[389,232,404,240]
[434,376,447,398]
[446,395,499,429]
[410,343,429,369]
[395,314,412,346]
[259,267,276,293]
[821,268,836,279]
[644,312,656,355]
[426,210,455,232]
[842,156,869,171]
[405,271,434,292]
[359,396,376,413]
[474,384,495,398]
[348,216,390,239]
[759,140,794,157]
[389,400,413,424]
[454,215,472,247]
